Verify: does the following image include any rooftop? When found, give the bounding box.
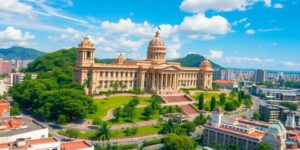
[213,80,236,84]
[0,116,47,137]
[61,140,93,150]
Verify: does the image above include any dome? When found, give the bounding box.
[199,58,213,71]
[268,124,283,134]
[148,31,165,47]
[78,35,94,49]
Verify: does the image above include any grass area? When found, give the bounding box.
[108,107,160,125]
[59,125,162,139]
[86,96,151,120]
[192,92,237,110]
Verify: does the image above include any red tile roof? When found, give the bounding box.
[213,80,236,84]
[27,137,58,145]
[61,141,93,150]
[0,143,9,148]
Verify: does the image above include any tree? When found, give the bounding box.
[58,114,67,124]
[219,93,226,105]
[162,119,180,134]
[143,106,154,119]
[113,107,122,121]
[163,133,196,150]
[198,94,204,110]
[10,102,21,116]
[224,102,236,111]
[181,121,196,135]
[126,106,136,123]
[227,144,240,150]
[280,102,297,111]
[97,122,111,147]
[210,96,216,111]
[255,142,272,150]
[238,91,245,102]
[253,111,260,120]
[194,113,207,125]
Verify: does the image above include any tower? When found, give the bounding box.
[76,35,95,66]
[198,58,213,90]
[147,31,166,62]
[285,112,296,129]
[211,108,223,127]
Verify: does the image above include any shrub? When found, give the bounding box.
[142,139,162,147]
[119,143,138,149]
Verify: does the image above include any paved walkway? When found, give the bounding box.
[93,93,152,99]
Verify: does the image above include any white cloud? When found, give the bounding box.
[257,28,281,32]
[274,3,283,8]
[179,13,231,39]
[116,38,144,52]
[244,23,251,28]
[264,0,272,7]
[0,26,35,46]
[101,18,154,38]
[280,61,300,67]
[180,0,249,13]
[0,0,32,14]
[59,27,81,40]
[246,29,255,35]
[209,50,223,59]
[168,44,181,58]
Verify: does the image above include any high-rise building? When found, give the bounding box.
[0,60,12,75]
[254,69,266,83]
[213,69,225,80]
[10,73,25,85]
[224,69,235,80]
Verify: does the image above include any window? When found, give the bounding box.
[87,52,91,59]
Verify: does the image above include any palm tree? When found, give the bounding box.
[97,122,111,147]
[113,107,122,121]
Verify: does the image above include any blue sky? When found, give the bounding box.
[0,0,299,71]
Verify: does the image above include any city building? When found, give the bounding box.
[0,60,12,75]
[203,109,287,150]
[224,69,236,80]
[0,116,48,143]
[213,80,238,89]
[259,104,289,122]
[0,137,94,150]
[0,100,10,118]
[203,109,265,150]
[254,69,266,83]
[261,120,286,150]
[10,73,25,85]
[73,32,213,95]
[254,87,300,100]
[213,69,225,80]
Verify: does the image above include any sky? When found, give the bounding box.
[0,0,299,71]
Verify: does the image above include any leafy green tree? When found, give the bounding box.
[253,111,261,120]
[97,122,111,147]
[162,120,180,134]
[198,94,204,110]
[255,142,272,150]
[143,106,154,119]
[10,102,21,116]
[126,106,136,122]
[58,114,67,124]
[113,107,122,121]
[224,102,237,111]
[163,133,196,150]
[194,113,207,125]
[280,102,297,111]
[181,121,196,135]
[219,93,226,105]
[210,96,216,111]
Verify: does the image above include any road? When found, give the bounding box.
[237,94,266,119]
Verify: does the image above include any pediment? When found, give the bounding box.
[160,65,181,71]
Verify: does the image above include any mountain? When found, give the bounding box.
[0,46,46,60]
[169,54,222,69]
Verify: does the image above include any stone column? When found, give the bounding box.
[164,73,167,90]
[160,73,163,91]
[151,73,155,90]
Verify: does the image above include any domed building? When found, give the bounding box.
[73,32,213,95]
[262,120,286,150]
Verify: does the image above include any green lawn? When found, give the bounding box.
[86,96,151,120]
[108,107,160,125]
[59,125,162,139]
[192,92,237,110]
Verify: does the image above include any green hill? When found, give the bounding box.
[0,46,45,60]
[169,54,222,69]
[26,47,76,72]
